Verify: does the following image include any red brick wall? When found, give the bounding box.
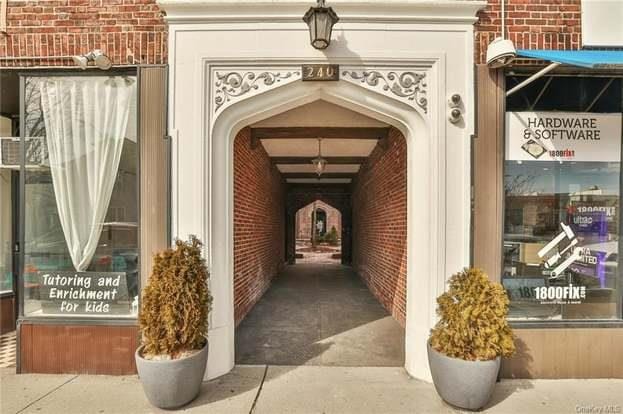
[233,127,286,325]
[352,128,407,326]
[0,0,166,67]
[475,0,582,64]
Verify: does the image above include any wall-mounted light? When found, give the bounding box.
[303,0,339,50]
[72,50,112,70]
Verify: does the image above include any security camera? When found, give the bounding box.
[486,37,516,68]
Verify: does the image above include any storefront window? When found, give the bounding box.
[1,114,15,295]
[0,169,12,294]
[22,75,139,317]
[503,75,623,321]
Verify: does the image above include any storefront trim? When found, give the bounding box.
[511,320,623,329]
[17,68,141,322]
[17,317,138,326]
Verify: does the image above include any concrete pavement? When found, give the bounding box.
[2,366,622,414]
[235,263,405,367]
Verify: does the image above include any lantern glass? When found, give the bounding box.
[312,157,327,176]
[303,2,339,50]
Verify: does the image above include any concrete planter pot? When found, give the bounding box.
[135,341,208,409]
[427,343,500,411]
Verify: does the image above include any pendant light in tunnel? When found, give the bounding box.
[311,138,328,177]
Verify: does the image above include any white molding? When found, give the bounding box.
[206,65,441,381]
[157,0,487,24]
[341,68,428,116]
[165,4,478,383]
[212,69,302,114]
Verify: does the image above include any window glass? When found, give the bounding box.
[22,75,139,317]
[503,75,623,321]
[0,169,12,294]
[504,160,621,319]
[1,113,15,294]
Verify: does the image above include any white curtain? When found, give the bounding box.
[39,77,136,271]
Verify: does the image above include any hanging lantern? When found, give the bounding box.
[303,0,339,50]
[311,138,328,176]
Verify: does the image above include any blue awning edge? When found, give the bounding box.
[517,49,623,69]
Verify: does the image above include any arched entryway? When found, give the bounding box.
[295,200,342,265]
[206,76,447,382]
[162,0,481,385]
[232,110,407,366]
[286,187,351,265]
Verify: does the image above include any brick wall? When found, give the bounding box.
[233,128,286,325]
[475,0,581,64]
[0,0,166,67]
[295,200,341,240]
[352,128,407,326]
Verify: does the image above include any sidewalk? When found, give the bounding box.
[2,365,622,414]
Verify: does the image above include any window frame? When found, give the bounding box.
[17,68,141,325]
[502,70,623,328]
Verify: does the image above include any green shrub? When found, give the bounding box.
[325,226,339,246]
[139,236,212,358]
[429,268,515,361]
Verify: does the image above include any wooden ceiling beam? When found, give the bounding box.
[281,172,356,179]
[251,127,389,140]
[271,156,366,165]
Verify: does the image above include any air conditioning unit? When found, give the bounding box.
[0,137,47,168]
[0,137,20,168]
[582,0,623,47]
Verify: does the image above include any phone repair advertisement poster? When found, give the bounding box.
[506,112,622,162]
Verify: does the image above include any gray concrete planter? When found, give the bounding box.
[427,342,500,411]
[135,341,208,409]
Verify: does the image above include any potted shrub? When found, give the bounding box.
[428,268,515,410]
[326,226,339,246]
[135,236,212,409]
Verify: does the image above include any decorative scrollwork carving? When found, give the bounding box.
[342,70,427,113]
[214,71,300,112]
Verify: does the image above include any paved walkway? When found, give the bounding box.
[3,265,622,413]
[235,263,404,366]
[2,366,622,413]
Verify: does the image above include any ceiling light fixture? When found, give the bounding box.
[311,138,328,177]
[72,49,112,70]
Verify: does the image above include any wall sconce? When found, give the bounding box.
[303,0,339,50]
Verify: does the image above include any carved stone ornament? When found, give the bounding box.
[214,70,301,112]
[341,70,427,113]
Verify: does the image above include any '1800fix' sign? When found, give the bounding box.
[39,271,130,315]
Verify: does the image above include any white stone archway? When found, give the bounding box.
[160,0,483,383]
[206,67,440,382]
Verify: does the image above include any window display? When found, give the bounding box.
[22,75,139,317]
[503,75,623,321]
